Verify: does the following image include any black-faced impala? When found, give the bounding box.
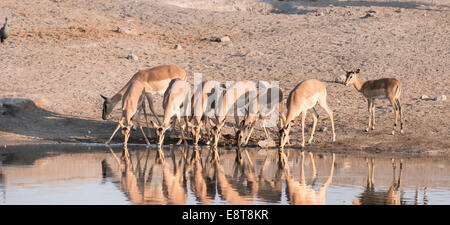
[209,80,258,147]
[342,66,404,135]
[186,80,224,146]
[151,78,191,146]
[279,79,336,149]
[236,81,286,147]
[101,64,187,127]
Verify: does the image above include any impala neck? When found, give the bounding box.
[111,93,123,106]
[352,77,365,92]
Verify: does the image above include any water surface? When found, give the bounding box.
[0,144,449,205]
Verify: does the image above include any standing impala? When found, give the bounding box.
[279,79,336,149]
[100,64,187,125]
[342,67,404,135]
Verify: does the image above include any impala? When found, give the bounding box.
[151,78,191,146]
[342,67,404,135]
[236,82,286,146]
[209,80,258,147]
[279,79,336,149]
[106,80,151,146]
[186,81,225,146]
[100,64,187,126]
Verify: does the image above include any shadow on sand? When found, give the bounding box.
[262,0,448,15]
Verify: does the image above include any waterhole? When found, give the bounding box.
[0,144,449,205]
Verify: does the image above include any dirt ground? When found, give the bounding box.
[0,0,448,154]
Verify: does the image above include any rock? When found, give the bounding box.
[211,36,231,42]
[433,95,446,101]
[219,36,231,42]
[115,26,137,35]
[420,95,430,100]
[335,75,346,84]
[125,54,138,61]
[0,98,37,116]
[174,44,182,50]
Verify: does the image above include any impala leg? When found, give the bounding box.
[262,121,271,140]
[308,108,319,144]
[136,102,150,146]
[204,117,211,145]
[318,97,335,142]
[106,122,122,145]
[389,97,399,135]
[300,110,306,148]
[140,94,152,139]
[366,99,373,132]
[244,122,257,145]
[396,99,404,134]
[122,125,131,146]
[371,98,376,130]
[175,117,184,145]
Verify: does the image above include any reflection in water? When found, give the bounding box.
[354,158,403,205]
[279,151,335,205]
[0,144,449,205]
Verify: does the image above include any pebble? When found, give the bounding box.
[115,26,137,35]
[211,36,231,42]
[420,95,430,100]
[125,54,138,61]
[174,44,182,50]
[219,36,231,42]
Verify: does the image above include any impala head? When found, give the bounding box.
[187,120,202,146]
[236,120,252,147]
[235,129,246,147]
[279,123,291,149]
[341,66,360,86]
[151,121,171,146]
[100,94,113,120]
[209,120,224,147]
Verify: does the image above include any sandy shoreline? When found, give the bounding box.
[0,0,449,154]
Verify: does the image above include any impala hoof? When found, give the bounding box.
[400,129,404,134]
[365,128,369,132]
[391,130,395,135]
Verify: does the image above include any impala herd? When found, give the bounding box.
[100,64,404,150]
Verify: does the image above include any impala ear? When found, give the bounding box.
[100,94,108,100]
[355,69,360,73]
